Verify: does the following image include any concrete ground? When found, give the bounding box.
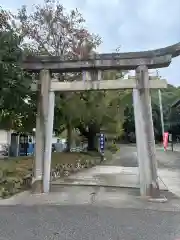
[0,185,179,208]
[52,165,167,190]
[1,144,180,239]
[157,143,180,152]
[52,145,180,197]
[2,204,180,240]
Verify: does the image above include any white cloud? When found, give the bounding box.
[1,0,180,85]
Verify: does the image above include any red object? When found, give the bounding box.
[163,132,169,150]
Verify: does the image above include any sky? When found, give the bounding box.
[1,0,180,86]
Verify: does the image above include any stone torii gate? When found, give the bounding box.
[23,42,180,198]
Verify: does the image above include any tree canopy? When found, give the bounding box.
[122,85,180,142]
[0,0,180,151]
[0,7,33,130]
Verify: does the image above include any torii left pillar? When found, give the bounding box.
[32,69,55,193]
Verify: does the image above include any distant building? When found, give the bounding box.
[0,129,12,154]
[0,129,11,145]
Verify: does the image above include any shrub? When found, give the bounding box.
[107,142,119,153]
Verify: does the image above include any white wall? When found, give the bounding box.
[0,130,9,144]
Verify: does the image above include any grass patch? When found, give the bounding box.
[0,151,113,198]
[106,142,119,153]
[0,151,101,177]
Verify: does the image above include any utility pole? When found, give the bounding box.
[156,70,165,139]
[158,89,165,137]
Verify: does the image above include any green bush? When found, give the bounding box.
[107,143,119,153]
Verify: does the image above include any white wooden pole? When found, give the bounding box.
[133,89,148,196]
[43,90,55,193]
[32,83,43,193]
[136,65,160,197]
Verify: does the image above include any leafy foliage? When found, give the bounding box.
[12,0,128,150]
[122,84,180,142]
[0,8,32,130]
[0,1,180,151]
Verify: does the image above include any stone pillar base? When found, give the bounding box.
[31,180,43,193]
[148,182,160,198]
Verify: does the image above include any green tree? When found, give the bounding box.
[152,85,180,140]
[14,0,131,151]
[15,0,101,150]
[0,7,33,131]
[122,83,180,142]
[74,71,131,150]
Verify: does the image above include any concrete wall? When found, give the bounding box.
[0,130,11,144]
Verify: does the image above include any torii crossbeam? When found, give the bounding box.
[23,42,180,71]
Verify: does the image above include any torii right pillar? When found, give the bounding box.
[133,65,160,198]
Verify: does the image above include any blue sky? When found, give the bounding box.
[1,0,180,86]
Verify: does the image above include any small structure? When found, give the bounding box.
[0,129,11,146]
[9,133,35,157]
[0,129,11,156]
[0,130,35,157]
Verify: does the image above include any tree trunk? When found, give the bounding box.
[87,132,97,151]
[66,121,72,152]
[77,123,100,152]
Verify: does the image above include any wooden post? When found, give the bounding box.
[39,70,55,193]
[43,90,55,193]
[32,79,43,193]
[134,65,160,198]
[133,89,147,196]
[32,69,54,193]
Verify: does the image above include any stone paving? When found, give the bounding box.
[1,186,180,211]
[52,165,167,190]
[52,145,180,198]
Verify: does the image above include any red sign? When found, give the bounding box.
[163,132,169,151]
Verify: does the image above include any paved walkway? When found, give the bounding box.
[1,186,180,210]
[157,143,180,152]
[1,145,180,206]
[52,145,180,197]
[52,165,167,190]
